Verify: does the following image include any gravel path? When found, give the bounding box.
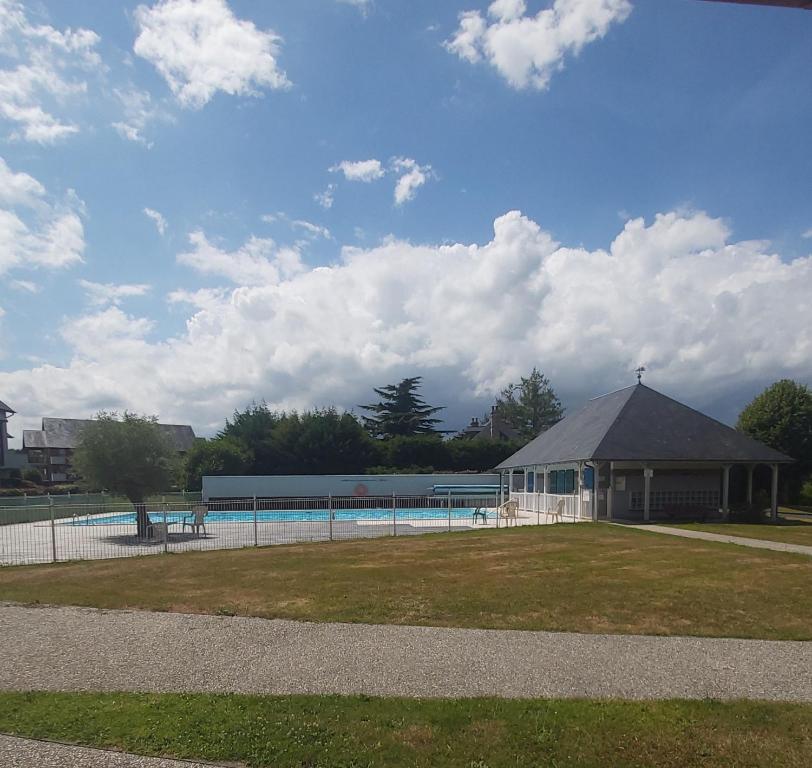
[1,604,810,702]
[0,734,218,768]
[624,523,812,556]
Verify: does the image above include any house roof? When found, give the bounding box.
[460,413,521,441]
[23,418,196,452]
[496,384,793,469]
[0,400,14,415]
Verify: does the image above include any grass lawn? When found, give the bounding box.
[0,692,809,768]
[1,525,810,639]
[671,513,812,547]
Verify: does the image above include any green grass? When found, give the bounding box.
[1,525,810,639]
[671,514,812,547]
[0,692,809,768]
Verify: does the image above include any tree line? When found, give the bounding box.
[67,376,812,508]
[180,370,563,489]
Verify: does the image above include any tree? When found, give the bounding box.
[738,380,812,501]
[494,368,564,439]
[270,409,380,474]
[181,437,252,491]
[72,412,176,538]
[219,402,280,474]
[360,377,444,438]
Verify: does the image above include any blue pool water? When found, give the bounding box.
[67,507,493,526]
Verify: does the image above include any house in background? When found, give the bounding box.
[497,383,793,523]
[23,417,197,484]
[459,406,521,441]
[0,400,14,468]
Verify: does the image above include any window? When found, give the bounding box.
[536,472,544,493]
[548,469,576,495]
[526,471,535,493]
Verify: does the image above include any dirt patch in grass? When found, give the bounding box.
[0,524,810,639]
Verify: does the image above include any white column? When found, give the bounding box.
[771,464,779,522]
[592,462,598,522]
[722,465,731,519]
[643,466,651,522]
[607,462,614,521]
[746,465,754,505]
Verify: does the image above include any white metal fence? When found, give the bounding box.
[0,493,530,567]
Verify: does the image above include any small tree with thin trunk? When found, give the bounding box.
[72,412,176,538]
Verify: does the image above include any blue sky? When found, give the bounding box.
[1,0,810,442]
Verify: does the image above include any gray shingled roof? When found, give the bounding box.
[496,384,793,469]
[0,400,14,414]
[23,418,196,451]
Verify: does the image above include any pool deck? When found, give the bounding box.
[0,509,555,566]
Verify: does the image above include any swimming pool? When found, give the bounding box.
[66,507,494,526]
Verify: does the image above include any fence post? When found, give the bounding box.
[447,490,452,532]
[392,492,397,537]
[328,494,333,541]
[49,495,57,563]
[162,499,168,554]
[253,495,258,547]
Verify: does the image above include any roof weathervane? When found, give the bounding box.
[635,365,646,384]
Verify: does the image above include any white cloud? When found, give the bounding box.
[446,0,632,90]
[802,228,812,239]
[1,209,810,436]
[112,87,171,147]
[391,157,433,205]
[262,211,331,240]
[78,279,151,307]
[10,278,39,293]
[0,156,85,276]
[177,230,304,284]
[325,157,435,205]
[330,159,385,182]
[337,0,372,12]
[314,183,337,209]
[0,0,101,142]
[143,207,168,235]
[133,0,290,109]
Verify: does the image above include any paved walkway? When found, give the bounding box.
[1,604,810,702]
[623,523,812,556]
[0,734,217,768]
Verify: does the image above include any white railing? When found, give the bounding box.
[510,491,589,522]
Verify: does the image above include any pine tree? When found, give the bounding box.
[494,368,563,440]
[360,377,444,438]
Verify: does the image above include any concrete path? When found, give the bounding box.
[1,604,810,702]
[623,523,812,556]
[0,734,217,768]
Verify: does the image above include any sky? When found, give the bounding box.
[0,0,810,444]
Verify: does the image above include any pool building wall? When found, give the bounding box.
[202,473,501,501]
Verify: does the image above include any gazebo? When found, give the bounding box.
[495,384,793,523]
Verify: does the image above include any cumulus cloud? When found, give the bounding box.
[0,156,86,276]
[391,157,434,205]
[262,211,331,241]
[330,159,385,182]
[79,279,151,307]
[446,0,632,90]
[325,157,435,206]
[143,207,168,235]
[133,0,290,109]
[0,0,101,142]
[177,230,303,284]
[1,209,810,436]
[803,228,812,239]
